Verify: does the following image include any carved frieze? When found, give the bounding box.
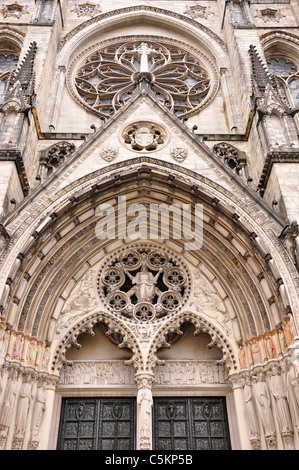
[154,360,228,386]
[59,360,136,386]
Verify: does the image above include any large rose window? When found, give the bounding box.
[73,38,214,119]
[98,245,190,322]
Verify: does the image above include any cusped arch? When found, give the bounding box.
[51,311,142,375]
[261,30,299,63]
[148,311,237,373]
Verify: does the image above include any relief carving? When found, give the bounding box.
[184,5,214,20]
[154,360,228,385]
[191,270,231,335]
[60,361,135,386]
[72,3,102,17]
[56,269,99,333]
[170,148,188,163]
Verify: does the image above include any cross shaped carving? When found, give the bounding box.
[132,42,159,72]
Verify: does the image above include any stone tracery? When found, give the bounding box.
[74,39,212,118]
[99,245,189,322]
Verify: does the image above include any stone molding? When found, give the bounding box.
[58,5,227,53]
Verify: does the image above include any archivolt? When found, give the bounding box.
[58,5,227,61]
[0,160,295,349]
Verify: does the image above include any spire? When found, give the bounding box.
[248,45,273,96]
[248,44,290,113]
[6,41,37,101]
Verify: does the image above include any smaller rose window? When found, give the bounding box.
[122,121,167,152]
[98,246,190,322]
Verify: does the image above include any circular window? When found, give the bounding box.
[121,121,167,153]
[68,36,217,119]
[97,244,191,322]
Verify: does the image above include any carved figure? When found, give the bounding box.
[241,376,260,443]
[251,371,276,447]
[30,386,47,442]
[251,339,261,364]
[265,335,275,359]
[0,369,19,428]
[268,365,293,434]
[238,345,246,369]
[15,379,33,438]
[137,379,153,446]
[125,263,162,303]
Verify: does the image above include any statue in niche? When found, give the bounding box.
[265,335,275,359]
[278,221,299,267]
[15,378,34,438]
[251,371,276,448]
[0,330,10,363]
[279,327,288,354]
[238,344,246,369]
[30,386,46,442]
[250,339,261,364]
[125,262,163,303]
[283,316,293,346]
[0,369,19,431]
[268,365,293,434]
[11,335,23,361]
[284,360,299,432]
[241,376,260,445]
[26,340,38,366]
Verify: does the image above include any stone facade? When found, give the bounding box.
[0,0,299,451]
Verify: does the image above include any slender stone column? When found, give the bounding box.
[135,372,154,450]
[49,66,66,131]
[220,68,238,133]
[228,374,252,449]
[38,375,59,450]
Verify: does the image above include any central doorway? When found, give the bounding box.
[153,397,231,450]
[57,397,136,450]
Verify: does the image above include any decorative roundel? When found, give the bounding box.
[68,36,218,119]
[97,244,191,322]
[121,121,167,153]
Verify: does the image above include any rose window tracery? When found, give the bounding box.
[98,245,190,322]
[74,39,213,119]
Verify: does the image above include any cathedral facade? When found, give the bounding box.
[0,0,299,451]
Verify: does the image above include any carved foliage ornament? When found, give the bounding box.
[184,5,214,20]
[74,39,212,119]
[98,245,190,322]
[1,4,28,19]
[72,3,102,17]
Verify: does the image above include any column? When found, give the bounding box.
[38,375,59,450]
[228,373,252,449]
[49,66,66,131]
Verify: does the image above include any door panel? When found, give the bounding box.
[153,397,231,450]
[57,398,135,450]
